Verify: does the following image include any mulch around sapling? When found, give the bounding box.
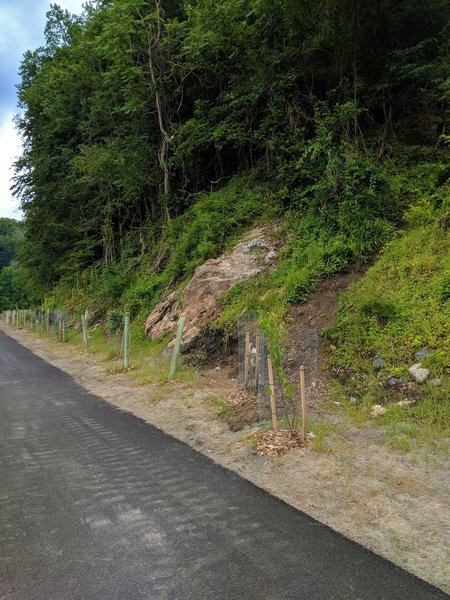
[252,429,304,456]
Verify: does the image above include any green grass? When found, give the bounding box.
[209,396,235,421]
[324,187,449,450]
[309,421,334,454]
[19,316,198,387]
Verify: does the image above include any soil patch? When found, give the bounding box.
[283,260,374,403]
[222,390,259,432]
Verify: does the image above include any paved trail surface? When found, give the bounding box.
[0,330,447,599]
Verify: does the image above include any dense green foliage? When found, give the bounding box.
[0,218,22,269]
[0,218,32,310]
[13,0,449,302]
[0,266,33,311]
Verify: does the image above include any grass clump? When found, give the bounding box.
[309,421,334,454]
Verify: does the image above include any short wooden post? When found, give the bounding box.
[300,365,307,444]
[244,331,250,387]
[46,310,50,334]
[254,333,260,393]
[62,319,65,343]
[267,356,277,431]
[123,313,130,369]
[168,317,185,380]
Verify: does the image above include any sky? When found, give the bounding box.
[0,0,85,220]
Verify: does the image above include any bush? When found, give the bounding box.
[107,310,124,335]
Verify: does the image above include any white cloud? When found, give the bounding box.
[0,6,30,55]
[0,0,85,221]
[0,115,23,220]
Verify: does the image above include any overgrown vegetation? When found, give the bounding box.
[13,0,448,298]
[325,179,450,447]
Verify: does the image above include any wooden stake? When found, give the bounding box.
[300,365,307,444]
[254,333,260,393]
[62,319,65,343]
[244,331,250,387]
[267,356,277,431]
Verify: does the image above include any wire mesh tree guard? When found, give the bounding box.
[238,311,318,423]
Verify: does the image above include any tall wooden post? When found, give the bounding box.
[300,365,307,444]
[267,356,277,431]
[254,333,260,393]
[244,331,250,387]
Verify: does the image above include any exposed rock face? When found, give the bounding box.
[144,291,179,342]
[145,226,278,349]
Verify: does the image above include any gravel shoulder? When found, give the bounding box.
[2,324,449,594]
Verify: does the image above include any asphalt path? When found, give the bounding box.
[0,329,447,600]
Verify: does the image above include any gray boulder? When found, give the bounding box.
[372,357,386,370]
[408,363,430,383]
[414,349,430,361]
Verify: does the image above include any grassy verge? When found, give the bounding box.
[325,184,450,451]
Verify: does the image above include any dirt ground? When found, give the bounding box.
[2,322,449,594]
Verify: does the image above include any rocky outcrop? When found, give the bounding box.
[145,226,278,349]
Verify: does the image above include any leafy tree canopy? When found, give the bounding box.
[12,0,450,297]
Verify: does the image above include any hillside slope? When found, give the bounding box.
[5,0,449,436]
